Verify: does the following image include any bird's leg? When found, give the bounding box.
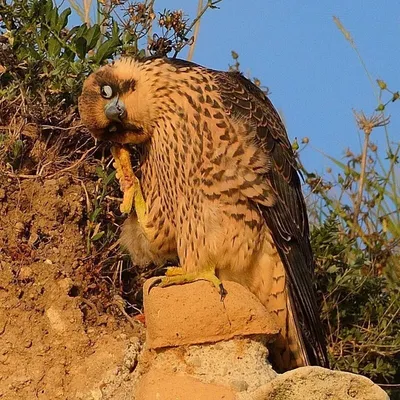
[111,145,146,223]
[150,265,227,300]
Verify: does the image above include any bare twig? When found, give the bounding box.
[187,0,203,62]
[378,384,400,389]
[333,17,378,101]
[352,111,390,231]
[173,0,222,58]
[353,133,369,231]
[48,145,98,178]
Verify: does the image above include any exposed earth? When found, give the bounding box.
[0,172,145,399]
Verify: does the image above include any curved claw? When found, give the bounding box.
[219,283,228,301]
[148,278,163,294]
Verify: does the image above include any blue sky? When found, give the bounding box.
[70,0,399,173]
[155,0,400,173]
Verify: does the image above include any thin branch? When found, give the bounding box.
[353,126,369,229]
[67,0,85,23]
[333,17,378,102]
[47,145,98,178]
[187,0,203,62]
[83,0,92,25]
[352,111,390,234]
[173,0,222,58]
[378,384,400,389]
[146,0,156,56]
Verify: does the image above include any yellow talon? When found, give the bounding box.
[111,144,146,219]
[149,268,227,300]
[165,266,185,277]
[120,185,134,214]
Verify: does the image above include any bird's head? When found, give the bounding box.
[78,58,159,144]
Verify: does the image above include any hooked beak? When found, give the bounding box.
[105,98,127,122]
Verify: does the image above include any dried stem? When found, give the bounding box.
[353,129,369,228]
[146,0,156,56]
[173,0,222,58]
[333,16,378,101]
[83,0,92,25]
[187,0,203,62]
[352,111,390,233]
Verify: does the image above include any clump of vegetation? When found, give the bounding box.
[0,0,398,393]
[299,18,399,391]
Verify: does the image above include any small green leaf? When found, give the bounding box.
[75,36,87,59]
[112,19,119,37]
[66,25,80,39]
[25,47,42,61]
[121,30,135,46]
[62,48,75,62]
[12,140,23,158]
[48,8,59,29]
[91,231,105,241]
[104,170,116,186]
[48,36,61,58]
[85,24,101,51]
[74,24,88,40]
[45,0,53,19]
[95,165,105,178]
[58,8,71,32]
[137,49,146,59]
[327,265,339,273]
[89,207,102,222]
[95,37,120,63]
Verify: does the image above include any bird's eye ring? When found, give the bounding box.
[101,85,113,99]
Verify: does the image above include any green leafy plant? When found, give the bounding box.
[0,0,121,102]
[86,164,117,252]
[295,17,400,391]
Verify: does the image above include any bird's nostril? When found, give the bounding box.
[119,108,127,118]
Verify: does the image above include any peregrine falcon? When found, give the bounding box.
[78,57,329,370]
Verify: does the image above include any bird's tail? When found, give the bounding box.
[266,276,309,371]
[248,243,328,370]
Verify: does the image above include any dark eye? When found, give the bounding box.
[100,85,113,99]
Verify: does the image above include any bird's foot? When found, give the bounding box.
[149,267,227,300]
[111,145,146,221]
[164,266,185,277]
[111,144,136,214]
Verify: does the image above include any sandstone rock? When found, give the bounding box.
[250,366,389,400]
[138,280,388,400]
[136,370,237,400]
[136,338,277,395]
[143,279,279,349]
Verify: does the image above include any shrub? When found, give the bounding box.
[301,17,400,391]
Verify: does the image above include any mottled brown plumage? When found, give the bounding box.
[79,57,328,370]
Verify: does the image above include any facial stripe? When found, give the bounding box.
[94,70,136,96]
[120,79,136,94]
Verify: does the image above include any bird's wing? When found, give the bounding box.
[213,70,329,367]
